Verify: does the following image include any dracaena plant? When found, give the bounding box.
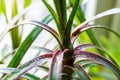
[0,0,120,80]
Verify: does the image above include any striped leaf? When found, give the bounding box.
[2,53,53,80]
[74,50,120,78]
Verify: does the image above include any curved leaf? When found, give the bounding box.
[53,0,67,28]
[73,8,120,37]
[2,53,53,80]
[48,50,63,80]
[74,44,95,50]
[11,20,59,39]
[9,20,62,48]
[74,64,91,80]
[0,68,40,80]
[42,0,64,40]
[73,50,120,78]
[8,15,52,67]
[74,43,119,66]
[0,3,41,42]
[63,0,80,49]
[72,25,120,43]
[31,46,54,53]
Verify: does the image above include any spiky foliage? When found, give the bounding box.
[0,0,120,80]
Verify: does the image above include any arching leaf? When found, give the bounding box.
[8,15,52,68]
[72,25,120,43]
[42,0,64,40]
[0,3,41,42]
[73,8,120,36]
[2,53,53,80]
[73,50,120,78]
[74,64,91,80]
[0,68,40,80]
[48,50,64,80]
[31,46,54,53]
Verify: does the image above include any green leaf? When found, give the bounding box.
[63,0,80,49]
[0,3,41,42]
[38,65,49,71]
[74,8,120,34]
[74,50,120,78]
[2,53,53,80]
[24,0,31,8]
[0,0,6,16]
[0,68,40,80]
[10,0,22,49]
[53,0,67,27]
[15,20,59,41]
[72,25,120,43]
[12,20,62,48]
[74,64,91,80]
[48,50,64,80]
[42,0,64,41]
[72,4,105,56]
[8,15,52,67]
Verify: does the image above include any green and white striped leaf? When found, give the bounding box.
[0,68,40,80]
[2,53,53,80]
[8,15,52,67]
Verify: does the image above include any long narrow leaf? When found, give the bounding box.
[0,68,40,80]
[0,3,41,42]
[42,0,64,41]
[63,0,80,49]
[8,15,52,67]
[0,0,6,16]
[74,44,95,50]
[73,8,120,35]
[11,20,62,48]
[2,53,53,80]
[48,50,64,80]
[74,50,120,78]
[72,25,120,43]
[12,20,59,40]
[53,0,67,27]
[31,46,54,53]
[10,0,21,49]
[74,64,91,80]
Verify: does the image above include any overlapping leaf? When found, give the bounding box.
[74,64,91,80]
[48,50,64,80]
[8,15,52,67]
[0,68,40,80]
[74,50,120,78]
[2,53,53,80]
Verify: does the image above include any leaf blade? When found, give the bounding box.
[8,15,52,67]
[63,0,80,49]
[0,3,41,42]
[0,68,40,80]
[74,64,91,80]
[48,50,64,80]
[42,0,64,41]
[2,53,53,80]
[74,50,120,78]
